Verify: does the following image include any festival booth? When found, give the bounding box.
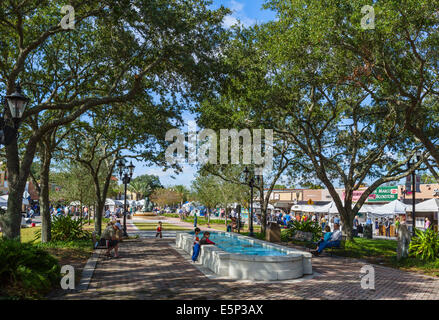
[105,198,123,212]
[406,198,439,232]
[253,202,275,213]
[0,194,29,207]
[367,200,409,236]
[369,200,408,218]
[290,204,317,213]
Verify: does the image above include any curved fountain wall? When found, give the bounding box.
[176,231,312,281]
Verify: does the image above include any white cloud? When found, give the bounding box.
[222,0,256,28]
[230,0,244,12]
[223,15,239,28]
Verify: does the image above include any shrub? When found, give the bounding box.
[409,228,439,261]
[286,220,322,242]
[0,239,61,299]
[36,216,90,242]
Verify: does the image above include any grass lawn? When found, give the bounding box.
[0,226,42,243]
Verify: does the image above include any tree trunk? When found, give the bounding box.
[341,208,355,241]
[95,199,104,236]
[1,140,31,240]
[1,176,25,240]
[39,151,52,243]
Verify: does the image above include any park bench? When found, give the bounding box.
[291,230,314,251]
[328,235,347,256]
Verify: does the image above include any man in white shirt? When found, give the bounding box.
[312,223,342,256]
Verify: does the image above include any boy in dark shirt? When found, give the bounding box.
[200,231,216,245]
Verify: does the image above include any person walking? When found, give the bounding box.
[425,217,431,230]
[385,219,391,238]
[156,221,163,238]
[353,216,359,237]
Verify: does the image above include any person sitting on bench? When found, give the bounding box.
[314,225,332,250]
[311,223,342,256]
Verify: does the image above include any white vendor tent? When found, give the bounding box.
[368,200,408,218]
[357,204,377,214]
[314,202,333,213]
[105,198,123,212]
[0,196,8,207]
[252,202,275,210]
[290,204,317,212]
[313,201,375,215]
[406,198,439,213]
[105,199,123,206]
[0,194,29,206]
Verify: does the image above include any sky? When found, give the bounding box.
[131,0,276,188]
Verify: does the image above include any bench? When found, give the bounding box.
[291,230,314,251]
[328,235,347,256]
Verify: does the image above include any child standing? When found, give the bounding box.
[191,227,201,262]
[156,221,163,238]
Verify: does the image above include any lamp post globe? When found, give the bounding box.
[5,82,30,120]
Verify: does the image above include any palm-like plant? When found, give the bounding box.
[170,185,190,205]
[409,228,439,261]
[128,174,162,201]
[128,180,147,200]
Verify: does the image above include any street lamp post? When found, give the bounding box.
[407,151,422,237]
[117,159,135,237]
[244,166,260,237]
[1,82,29,145]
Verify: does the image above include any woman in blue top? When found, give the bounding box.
[314,225,332,250]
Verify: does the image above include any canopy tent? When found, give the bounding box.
[252,202,275,210]
[0,194,29,206]
[290,204,317,212]
[69,201,81,206]
[311,201,376,215]
[367,200,408,218]
[127,200,137,206]
[311,201,342,214]
[406,198,439,213]
[314,202,332,213]
[0,196,8,207]
[105,199,123,206]
[358,204,378,214]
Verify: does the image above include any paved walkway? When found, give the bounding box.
[56,222,439,300]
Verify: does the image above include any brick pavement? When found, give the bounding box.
[57,229,439,300]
